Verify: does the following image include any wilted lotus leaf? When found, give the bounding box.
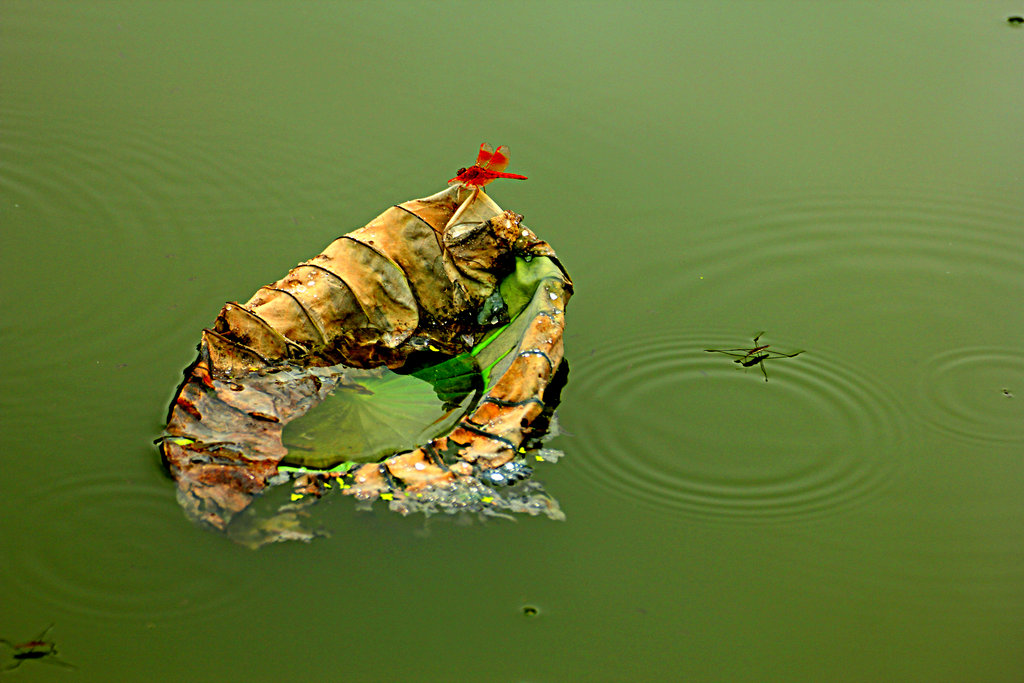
[159,184,572,544]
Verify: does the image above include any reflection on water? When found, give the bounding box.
[567,331,907,523]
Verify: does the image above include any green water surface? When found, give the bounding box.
[2,2,1022,681]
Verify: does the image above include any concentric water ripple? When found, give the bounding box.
[0,107,351,382]
[916,347,1024,444]
[0,112,235,366]
[666,186,1024,314]
[0,472,257,620]
[651,184,1024,453]
[565,331,909,523]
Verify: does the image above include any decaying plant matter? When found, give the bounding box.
[159,184,572,545]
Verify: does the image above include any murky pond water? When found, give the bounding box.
[2,2,1022,681]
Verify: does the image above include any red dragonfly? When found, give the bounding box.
[705,332,803,382]
[449,143,528,188]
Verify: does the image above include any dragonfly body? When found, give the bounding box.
[449,143,528,188]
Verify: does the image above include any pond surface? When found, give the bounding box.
[2,2,1022,681]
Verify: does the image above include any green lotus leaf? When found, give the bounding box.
[410,352,483,406]
[281,365,481,468]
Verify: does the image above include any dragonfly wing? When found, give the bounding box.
[475,143,495,167]
[486,145,511,173]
